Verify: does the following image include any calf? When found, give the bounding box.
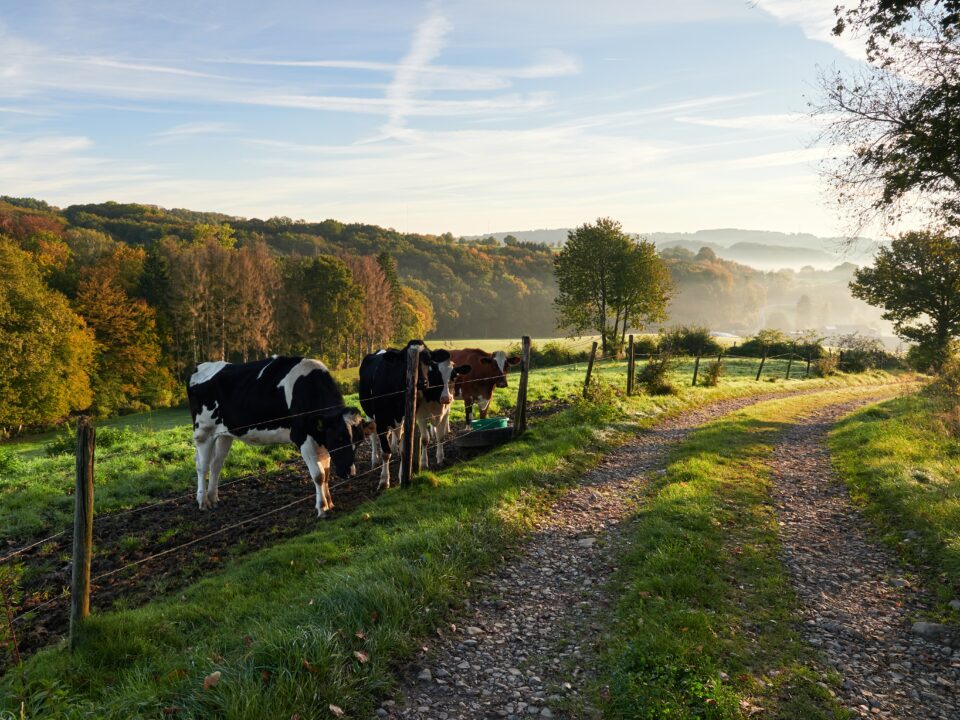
[449,348,521,424]
[187,356,373,517]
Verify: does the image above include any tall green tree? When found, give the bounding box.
[554,218,671,354]
[0,238,94,431]
[275,255,363,366]
[850,229,960,367]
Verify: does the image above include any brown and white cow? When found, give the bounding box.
[449,348,522,425]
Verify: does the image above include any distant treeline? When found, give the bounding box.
[0,197,887,430]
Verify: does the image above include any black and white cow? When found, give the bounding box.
[415,350,471,469]
[187,356,373,517]
[358,341,470,487]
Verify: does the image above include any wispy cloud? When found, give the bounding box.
[152,121,236,143]
[384,9,453,134]
[675,113,808,130]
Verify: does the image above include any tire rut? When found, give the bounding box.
[381,386,892,720]
[771,399,960,720]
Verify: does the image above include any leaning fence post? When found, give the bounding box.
[626,335,635,396]
[583,341,599,398]
[513,336,531,438]
[785,353,794,380]
[400,344,420,488]
[691,351,702,386]
[805,355,812,378]
[755,351,767,381]
[70,415,95,650]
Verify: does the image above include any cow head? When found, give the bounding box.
[324,408,375,477]
[481,350,522,388]
[420,348,471,405]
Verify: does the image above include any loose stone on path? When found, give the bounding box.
[771,400,960,720]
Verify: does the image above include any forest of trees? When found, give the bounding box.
[0,197,888,431]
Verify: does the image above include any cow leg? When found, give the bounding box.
[417,418,429,470]
[194,435,215,510]
[370,431,380,469]
[319,451,334,512]
[377,431,393,490]
[300,438,329,518]
[478,395,492,419]
[205,435,233,508]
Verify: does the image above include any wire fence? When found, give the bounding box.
[0,341,865,639]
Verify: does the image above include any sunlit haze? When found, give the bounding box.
[0,1,866,236]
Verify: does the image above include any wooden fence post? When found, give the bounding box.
[70,416,95,650]
[513,336,532,438]
[755,351,767,381]
[400,344,420,488]
[583,341,599,398]
[805,355,812,378]
[691,351,702,386]
[626,335,635,396]
[785,353,794,380]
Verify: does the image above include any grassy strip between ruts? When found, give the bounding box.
[598,384,907,720]
[2,373,904,719]
[830,387,960,611]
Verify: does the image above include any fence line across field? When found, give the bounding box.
[5,335,844,648]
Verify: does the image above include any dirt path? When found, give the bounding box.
[382,387,894,720]
[771,401,960,720]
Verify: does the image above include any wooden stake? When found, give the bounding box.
[513,336,532,438]
[691,352,702,386]
[755,352,767,381]
[70,416,95,650]
[400,344,420,488]
[805,355,812,378]
[583,341,598,398]
[626,335,635,396]
[785,353,794,379]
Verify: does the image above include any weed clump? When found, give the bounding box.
[814,354,840,377]
[638,355,677,395]
[701,360,723,387]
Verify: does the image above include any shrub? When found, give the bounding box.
[738,329,825,360]
[632,336,659,356]
[701,360,723,387]
[638,354,677,395]
[0,446,24,475]
[505,341,590,369]
[813,354,840,377]
[834,332,887,372]
[658,326,721,356]
[44,427,75,457]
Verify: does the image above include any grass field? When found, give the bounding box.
[830,386,960,610]
[1,355,821,543]
[598,386,903,719]
[0,368,907,718]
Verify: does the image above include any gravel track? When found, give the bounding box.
[772,399,960,719]
[381,386,894,720]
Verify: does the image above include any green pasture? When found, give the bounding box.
[830,387,960,609]
[1,357,888,544]
[1,365,903,718]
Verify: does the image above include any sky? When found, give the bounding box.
[0,1,869,236]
